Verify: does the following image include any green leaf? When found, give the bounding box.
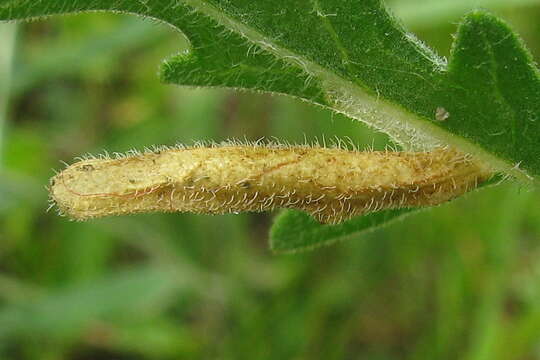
[1,1,538,177]
[270,175,504,252]
[445,12,540,179]
[1,1,538,249]
[270,208,418,253]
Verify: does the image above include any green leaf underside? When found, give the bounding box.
[270,175,504,253]
[270,208,417,253]
[1,1,539,250]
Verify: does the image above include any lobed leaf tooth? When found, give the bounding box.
[49,143,493,224]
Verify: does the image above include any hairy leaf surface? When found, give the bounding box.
[1,1,538,175]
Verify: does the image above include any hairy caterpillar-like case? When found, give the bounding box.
[49,144,492,224]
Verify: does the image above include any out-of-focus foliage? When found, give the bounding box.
[0,1,539,359]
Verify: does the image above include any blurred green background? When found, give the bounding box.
[0,1,540,359]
